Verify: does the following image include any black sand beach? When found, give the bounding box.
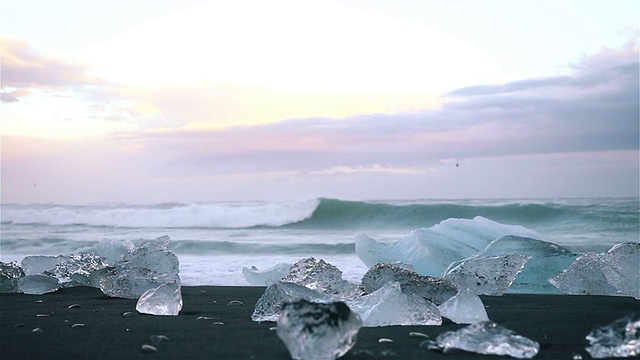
[1,286,638,359]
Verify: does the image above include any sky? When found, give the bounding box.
[1,0,639,204]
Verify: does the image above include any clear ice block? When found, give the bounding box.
[242,262,292,286]
[437,288,489,324]
[443,254,528,295]
[252,281,332,322]
[0,261,25,293]
[135,281,183,316]
[19,274,60,295]
[277,300,361,360]
[585,312,640,358]
[282,257,361,300]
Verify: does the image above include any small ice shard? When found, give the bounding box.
[443,254,528,295]
[432,321,540,358]
[549,242,639,297]
[585,312,640,358]
[438,288,489,324]
[43,253,108,287]
[0,261,25,293]
[361,263,457,305]
[277,300,361,360]
[356,216,541,276]
[21,255,69,275]
[19,275,60,295]
[135,281,182,316]
[242,262,292,286]
[252,281,332,322]
[346,281,442,327]
[99,236,180,299]
[282,257,361,300]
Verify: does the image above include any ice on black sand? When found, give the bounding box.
[437,288,489,324]
[136,281,183,316]
[585,312,640,359]
[0,261,25,293]
[277,300,361,360]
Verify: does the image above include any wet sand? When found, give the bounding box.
[1,286,638,359]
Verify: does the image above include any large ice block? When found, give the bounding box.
[277,300,361,360]
[346,281,442,327]
[437,288,489,324]
[252,281,333,322]
[0,261,25,293]
[282,257,361,300]
[21,255,69,275]
[135,281,183,316]
[430,321,540,358]
[43,253,108,287]
[443,254,528,295]
[79,239,135,264]
[19,274,60,295]
[356,216,542,276]
[242,262,292,286]
[549,242,639,297]
[361,263,457,305]
[99,236,180,299]
[585,312,640,358]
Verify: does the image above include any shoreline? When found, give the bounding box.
[1,286,638,359]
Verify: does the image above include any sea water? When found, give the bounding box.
[1,198,638,286]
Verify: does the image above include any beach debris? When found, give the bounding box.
[585,312,640,358]
[346,281,442,327]
[0,261,25,293]
[36,314,50,317]
[437,288,489,324]
[14,323,25,327]
[355,216,542,276]
[122,311,136,317]
[140,344,158,353]
[242,262,292,286]
[423,321,539,358]
[99,236,181,299]
[19,275,60,295]
[226,300,244,306]
[35,300,44,303]
[251,281,332,322]
[196,316,212,320]
[32,327,43,334]
[211,321,224,325]
[135,281,183,316]
[281,257,362,300]
[277,300,361,360]
[378,338,394,343]
[71,323,86,328]
[468,235,577,294]
[149,335,170,346]
[443,254,529,295]
[409,332,430,338]
[361,263,457,305]
[549,242,640,298]
[67,303,82,309]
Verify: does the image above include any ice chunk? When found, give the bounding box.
[19,275,60,295]
[135,281,183,316]
[585,312,640,358]
[242,262,292,286]
[282,257,361,300]
[438,288,489,324]
[79,239,135,265]
[21,255,69,275]
[0,261,25,293]
[346,282,441,327]
[443,254,528,295]
[99,236,180,299]
[356,216,541,276]
[361,263,457,305]
[472,235,577,294]
[277,300,361,360]
[252,281,332,322]
[43,253,108,287]
[549,242,639,297]
[429,321,540,358]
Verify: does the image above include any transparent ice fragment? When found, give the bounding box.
[549,242,639,297]
[443,254,528,295]
[361,263,457,305]
[347,282,442,327]
[433,321,540,358]
[277,300,361,360]
[0,261,25,293]
[21,255,69,275]
[242,262,292,286]
[585,312,640,358]
[19,275,60,295]
[79,239,135,265]
[135,281,183,316]
[356,216,541,276]
[99,236,180,299]
[252,281,333,322]
[438,288,489,324]
[43,253,108,287]
[282,257,361,300]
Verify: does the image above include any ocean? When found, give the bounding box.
[1,197,638,286]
